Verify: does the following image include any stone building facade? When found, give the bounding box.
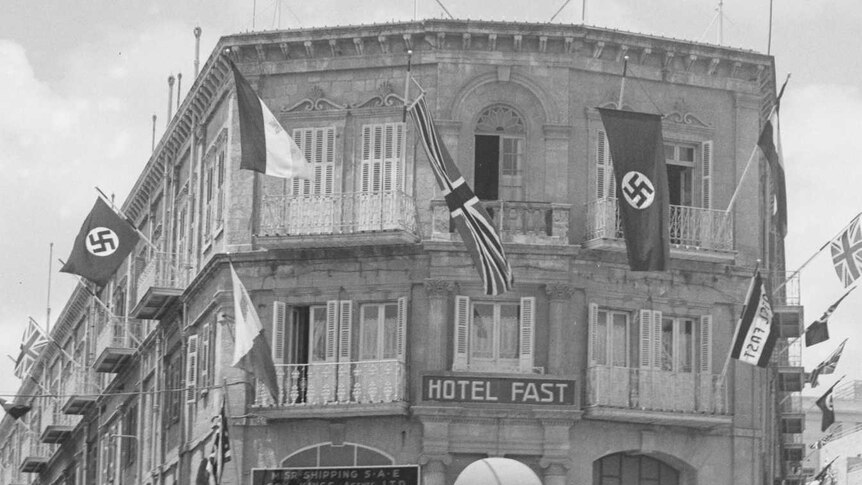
[0,19,804,485]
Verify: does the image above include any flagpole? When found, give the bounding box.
[617,56,628,109]
[46,242,53,334]
[58,259,115,316]
[95,186,159,251]
[402,49,413,122]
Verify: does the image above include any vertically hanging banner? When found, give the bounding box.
[597,108,670,271]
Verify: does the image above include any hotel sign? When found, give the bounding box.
[251,465,419,485]
[422,374,576,405]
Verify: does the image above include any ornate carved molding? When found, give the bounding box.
[665,98,710,127]
[425,279,455,297]
[545,282,576,300]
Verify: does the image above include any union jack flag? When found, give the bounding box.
[206,395,231,485]
[831,214,862,287]
[408,92,513,295]
[14,318,49,379]
[809,338,847,388]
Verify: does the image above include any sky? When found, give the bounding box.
[1,0,861,400]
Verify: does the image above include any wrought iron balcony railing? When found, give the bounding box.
[253,360,406,407]
[259,190,417,237]
[587,365,729,415]
[61,367,100,414]
[431,199,571,245]
[93,314,151,372]
[586,198,734,253]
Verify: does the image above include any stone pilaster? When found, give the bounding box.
[544,283,576,374]
[418,455,452,485]
[424,280,455,371]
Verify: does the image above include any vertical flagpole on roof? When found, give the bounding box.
[617,56,629,109]
[46,243,53,334]
[403,50,413,122]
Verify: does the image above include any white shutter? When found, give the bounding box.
[639,310,653,368]
[588,303,599,365]
[700,315,713,373]
[338,300,353,362]
[597,130,616,199]
[652,311,663,369]
[185,335,199,403]
[701,140,713,208]
[272,302,287,364]
[325,300,339,362]
[453,296,470,370]
[519,297,536,372]
[200,322,210,388]
[396,297,408,361]
[361,125,373,193]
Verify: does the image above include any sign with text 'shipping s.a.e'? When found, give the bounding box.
[252,465,419,485]
[422,375,576,405]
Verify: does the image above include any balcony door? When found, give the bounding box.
[356,299,406,402]
[358,123,405,231]
[474,105,525,203]
[286,127,336,234]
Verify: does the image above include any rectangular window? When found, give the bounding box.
[122,402,137,466]
[360,123,405,193]
[665,142,697,207]
[291,127,336,196]
[454,297,535,373]
[359,302,400,360]
[590,308,632,367]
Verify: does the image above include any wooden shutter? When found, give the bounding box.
[453,296,470,370]
[701,140,713,208]
[588,303,599,365]
[519,297,536,372]
[361,125,373,193]
[199,322,210,388]
[338,300,353,362]
[396,297,408,361]
[383,123,405,192]
[639,310,653,368]
[700,315,713,373]
[596,130,616,199]
[651,311,663,369]
[272,302,287,364]
[185,335,199,403]
[325,300,339,362]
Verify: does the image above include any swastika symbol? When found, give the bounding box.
[621,171,655,209]
[85,227,119,256]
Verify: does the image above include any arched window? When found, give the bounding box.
[281,442,393,468]
[594,453,679,485]
[474,105,526,201]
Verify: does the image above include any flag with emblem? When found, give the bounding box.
[230,263,279,402]
[206,395,231,485]
[597,108,670,271]
[0,397,30,420]
[830,214,862,287]
[13,318,50,379]
[60,198,139,287]
[729,271,777,368]
[758,78,789,238]
[809,339,847,388]
[408,93,514,295]
[806,287,855,347]
[229,59,313,180]
[817,378,842,432]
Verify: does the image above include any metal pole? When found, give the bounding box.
[617,56,628,109]
[768,0,774,54]
[46,243,52,334]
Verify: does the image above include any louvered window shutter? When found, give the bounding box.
[651,311,663,369]
[272,302,287,364]
[396,297,408,361]
[325,300,339,362]
[361,125,372,193]
[639,310,653,368]
[518,297,536,372]
[453,296,470,370]
[702,140,713,208]
[338,300,353,362]
[700,315,713,373]
[200,322,210,387]
[588,303,599,365]
[185,335,199,403]
[597,131,616,199]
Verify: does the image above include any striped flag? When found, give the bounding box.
[729,271,777,368]
[408,93,513,295]
[757,78,789,238]
[805,287,855,347]
[206,395,232,485]
[809,339,847,388]
[229,59,313,180]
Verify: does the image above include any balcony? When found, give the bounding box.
[62,367,100,414]
[19,434,50,473]
[585,366,730,428]
[585,198,734,259]
[93,316,150,373]
[131,252,189,319]
[251,360,407,418]
[257,191,418,247]
[431,199,571,245]
[40,400,78,444]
